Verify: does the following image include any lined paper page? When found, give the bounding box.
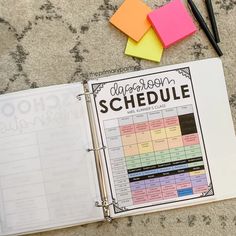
[0,84,103,235]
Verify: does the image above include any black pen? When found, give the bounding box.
[187,0,223,57]
[205,0,220,43]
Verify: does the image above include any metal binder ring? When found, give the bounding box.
[87,146,106,152]
[76,92,94,100]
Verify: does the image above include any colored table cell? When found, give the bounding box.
[151,128,166,140]
[106,135,122,148]
[166,126,182,138]
[124,144,139,156]
[133,195,149,205]
[168,136,183,148]
[172,164,188,171]
[138,142,154,154]
[190,170,206,176]
[193,185,209,194]
[149,119,164,129]
[136,131,152,143]
[162,191,178,199]
[182,133,200,146]
[169,146,185,153]
[177,188,193,197]
[156,157,171,164]
[126,162,142,170]
[147,193,163,201]
[191,178,208,187]
[120,124,135,135]
[176,182,192,190]
[145,179,161,188]
[121,134,137,145]
[160,177,176,186]
[141,161,157,167]
[184,144,201,151]
[146,187,162,195]
[130,181,146,191]
[170,151,186,159]
[140,153,156,162]
[175,173,191,182]
[155,150,171,157]
[134,122,150,132]
[132,189,147,197]
[188,161,204,168]
[153,139,169,151]
[164,116,179,127]
[105,127,121,137]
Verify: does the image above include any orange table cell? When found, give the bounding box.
[124,144,139,156]
[164,116,179,127]
[136,131,152,143]
[153,139,169,151]
[149,119,164,130]
[121,134,137,145]
[120,124,135,135]
[151,128,166,140]
[183,134,200,146]
[168,136,183,148]
[134,122,150,132]
[138,142,154,154]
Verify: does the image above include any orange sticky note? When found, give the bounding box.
[109,0,152,42]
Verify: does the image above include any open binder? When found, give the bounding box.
[0,58,236,236]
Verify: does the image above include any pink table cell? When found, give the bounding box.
[147,193,163,201]
[120,124,135,135]
[176,182,192,190]
[135,122,150,132]
[132,189,147,197]
[161,184,177,192]
[149,119,164,130]
[133,195,149,205]
[163,191,178,199]
[168,136,183,148]
[193,185,209,194]
[183,134,200,146]
[146,187,162,195]
[164,116,179,127]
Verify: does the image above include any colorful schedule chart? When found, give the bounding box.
[104,105,210,208]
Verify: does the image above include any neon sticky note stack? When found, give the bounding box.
[109,0,152,42]
[148,0,197,48]
[109,0,197,63]
[125,28,163,62]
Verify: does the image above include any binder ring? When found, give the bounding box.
[76,92,94,100]
[87,146,106,152]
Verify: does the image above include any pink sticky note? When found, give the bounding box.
[148,0,197,48]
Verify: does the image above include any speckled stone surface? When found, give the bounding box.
[0,0,236,235]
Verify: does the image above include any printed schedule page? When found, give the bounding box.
[0,84,103,235]
[89,58,236,217]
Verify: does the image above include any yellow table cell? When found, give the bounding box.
[124,144,139,157]
[121,134,137,145]
[151,128,166,140]
[165,126,181,138]
[190,170,206,176]
[138,142,154,154]
[136,131,152,143]
[153,139,168,151]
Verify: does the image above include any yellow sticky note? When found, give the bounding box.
[125,28,164,62]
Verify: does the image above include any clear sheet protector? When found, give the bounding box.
[0,83,103,236]
[89,58,236,218]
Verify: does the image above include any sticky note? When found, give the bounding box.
[110,0,152,42]
[125,28,164,62]
[148,0,197,48]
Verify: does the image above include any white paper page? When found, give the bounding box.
[0,84,103,236]
[88,58,236,218]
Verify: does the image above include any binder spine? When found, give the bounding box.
[77,85,112,221]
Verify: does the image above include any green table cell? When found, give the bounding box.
[186,152,202,159]
[125,155,141,162]
[126,158,141,164]
[141,156,156,163]
[170,151,186,158]
[169,147,185,153]
[171,155,187,162]
[156,158,171,164]
[184,144,201,151]
[185,149,202,156]
[139,152,155,159]
[142,160,157,167]
[155,150,170,156]
[126,162,142,170]
[188,161,204,168]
